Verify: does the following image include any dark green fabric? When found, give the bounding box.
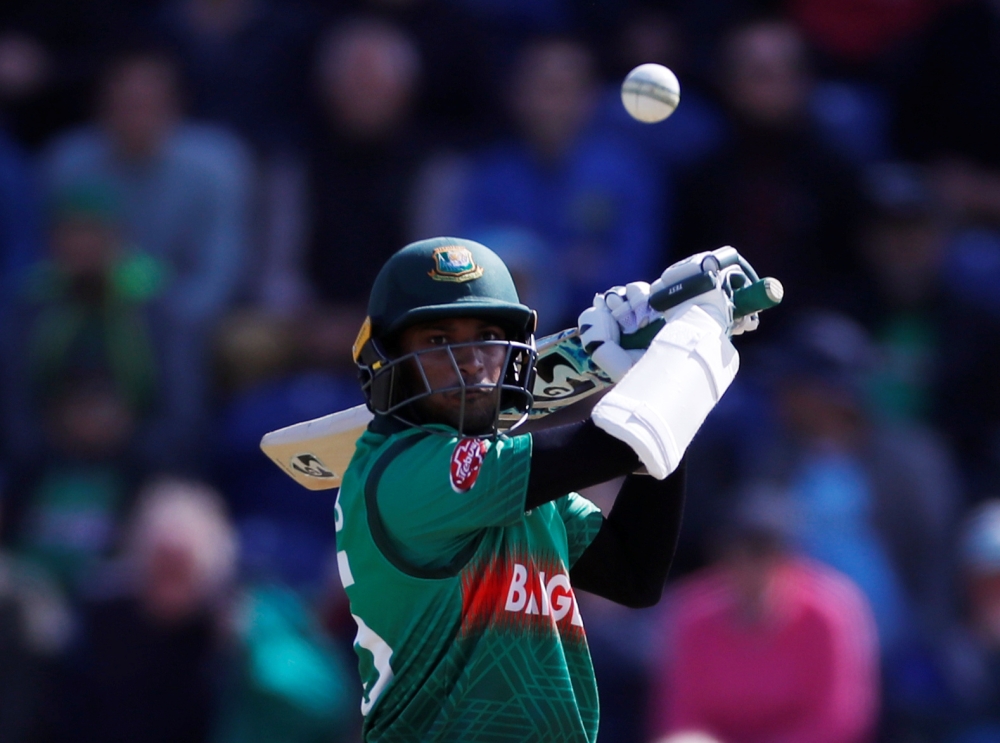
[23,254,167,412]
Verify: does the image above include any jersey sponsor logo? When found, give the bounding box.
[461,555,585,639]
[450,438,487,492]
[428,245,484,282]
[290,453,336,479]
[505,562,584,627]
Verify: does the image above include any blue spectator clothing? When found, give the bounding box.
[790,449,913,653]
[41,123,254,470]
[0,129,42,290]
[456,133,662,327]
[42,123,253,326]
[591,83,727,174]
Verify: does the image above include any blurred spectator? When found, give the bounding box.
[753,310,961,733]
[891,0,1000,499]
[332,0,502,143]
[42,49,255,469]
[934,499,1000,742]
[591,6,728,175]
[297,17,430,310]
[453,34,663,327]
[3,377,145,594]
[0,1,154,148]
[0,179,206,476]
[669,18,865,336]
[0,487,73,743]
[892,1,1000,313]
[55,477,237,743]
[147,0,322,157]
[647,488,880,743]
[894,0,1000,179]
[212,583,358,743]
[43,49,253,326]
[0,184,170,587]
[208,305,363,594]
[849,162,953,423]
[787,0,943,73]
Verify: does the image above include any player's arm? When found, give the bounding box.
[569,464,685,608]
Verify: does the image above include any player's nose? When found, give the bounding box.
[452,343,486,376]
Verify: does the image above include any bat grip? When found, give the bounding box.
[621,276,784,350]
[648,274,782,316]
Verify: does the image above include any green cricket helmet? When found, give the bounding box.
[353,237,538,435]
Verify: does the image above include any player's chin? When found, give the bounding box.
[442,390,500,434]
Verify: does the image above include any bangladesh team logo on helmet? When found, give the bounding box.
[354,237,538,436]
[427,246,485,282]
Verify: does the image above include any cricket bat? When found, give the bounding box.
[261,263,783,490]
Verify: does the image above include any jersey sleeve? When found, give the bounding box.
[376,432,533,571]
[554,492,604,568]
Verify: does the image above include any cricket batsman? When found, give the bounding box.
[336,236,761,742]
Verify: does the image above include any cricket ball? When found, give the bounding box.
[620,63,680,123]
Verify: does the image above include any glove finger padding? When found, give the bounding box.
[718,265,761,336]
[578,296,620,349]
[579,291,645,382]
[607,281,655,335]
[654,251,716,289]
[732,312,760,336]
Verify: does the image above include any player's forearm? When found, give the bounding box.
[522,418,640,510]
[569,459,686,608]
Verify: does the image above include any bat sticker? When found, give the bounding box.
[290,453,337,479]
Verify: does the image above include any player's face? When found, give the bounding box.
[397,318,509,434]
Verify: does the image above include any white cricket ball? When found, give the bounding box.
[620,63,680,123]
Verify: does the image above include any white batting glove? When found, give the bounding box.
[603,281,661,335]
[651,248,761,338]
[578,292,645,382]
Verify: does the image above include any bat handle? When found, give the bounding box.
[621,276,784,350]
[647,273,782,316]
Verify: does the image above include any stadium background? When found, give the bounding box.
[0,0,999,741]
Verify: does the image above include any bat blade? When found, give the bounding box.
[259,404,373,490]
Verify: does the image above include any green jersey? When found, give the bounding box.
[335,417,604,742]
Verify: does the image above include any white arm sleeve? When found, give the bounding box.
[591,304,739,479]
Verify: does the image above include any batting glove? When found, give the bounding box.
[578,292,646,382]
[603,281,661,335]
[651,248,761,337]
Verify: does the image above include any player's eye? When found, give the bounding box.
[479,328,504,342]
[427,334,450,346]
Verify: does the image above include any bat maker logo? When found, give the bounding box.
[290,453,336,479]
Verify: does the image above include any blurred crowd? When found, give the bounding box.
[0,0,999,741]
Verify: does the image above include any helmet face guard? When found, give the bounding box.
[357,336,537,437]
